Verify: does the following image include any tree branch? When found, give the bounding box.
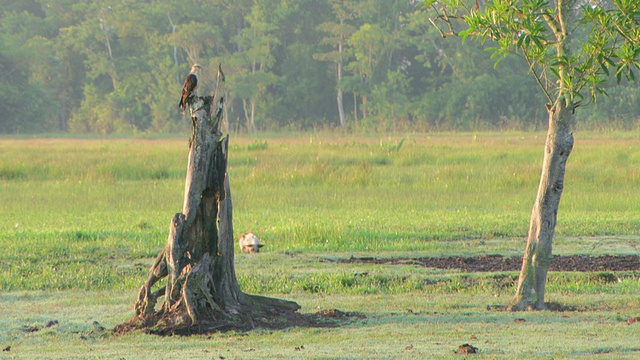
[522,52,554,104]
[428,4,464,37]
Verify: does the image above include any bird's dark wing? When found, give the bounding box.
[179,73,198,112]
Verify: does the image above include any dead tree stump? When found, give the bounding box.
[119,66,300,334]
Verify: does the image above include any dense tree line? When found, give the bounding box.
[1,0,638,134]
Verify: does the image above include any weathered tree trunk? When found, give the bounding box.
[508,100,574,311]
[125,67,299,333]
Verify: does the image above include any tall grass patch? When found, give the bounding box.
[1,133,640,291]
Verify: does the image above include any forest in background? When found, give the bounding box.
[1,0,639,134]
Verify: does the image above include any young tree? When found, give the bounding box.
[227,0,280,133]
[272,1,335,128]
[426,0,640,310]
[315,0,359,128]
[345,23,390,120]
[344,0,414,126]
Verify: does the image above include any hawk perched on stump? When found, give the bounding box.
[179,63,202,113]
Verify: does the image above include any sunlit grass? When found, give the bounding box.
[0,134,640,288]
[1,132,640,291]
[1,132,640,358]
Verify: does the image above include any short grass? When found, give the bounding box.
[2,289,640,359]
[1,132,639,358]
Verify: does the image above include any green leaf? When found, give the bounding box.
[531,35,544,50]
[516,33,526,49]
[615,65,623,83]
[459,28,474,41]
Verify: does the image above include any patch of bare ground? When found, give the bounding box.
[337,254,640,272]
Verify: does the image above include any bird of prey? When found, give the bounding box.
[179,63,203,113]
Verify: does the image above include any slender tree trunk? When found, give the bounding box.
[250,99,256,132]
[121,67,299,333]
[509,0,575,310]
[337,87,345,128]
[337,18,346,128]
[362,95,368,119]
[508,100,574,311]
[100,18,117,90]
[353,93,358,124]
[241,99,249,132]
[166,13,181,84]
[241,98,256,133]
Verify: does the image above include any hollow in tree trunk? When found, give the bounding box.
[508,99,574,311]
[117,67,300,334]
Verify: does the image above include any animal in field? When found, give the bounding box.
[239,232,264,253]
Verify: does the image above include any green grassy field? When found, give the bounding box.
[1,132,639,358]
